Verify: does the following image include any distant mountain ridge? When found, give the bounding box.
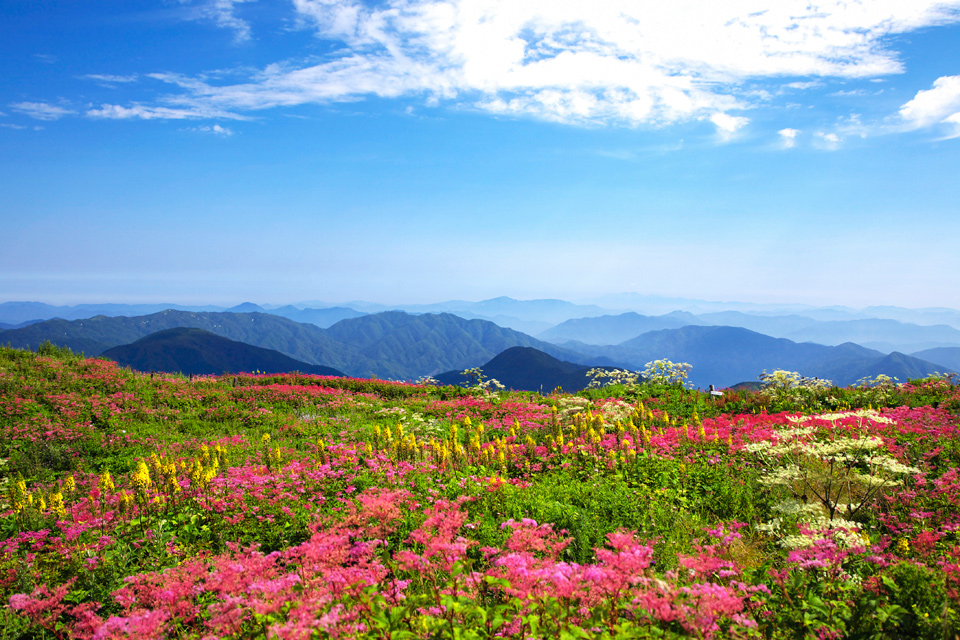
[559,325,951,388]
[101,328,345,376]
[0,310,594,381]
[2,306,956,389]
[910,347,960,373]
[539,311,960,353]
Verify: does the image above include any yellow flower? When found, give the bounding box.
[48,491,65,518]
[99,471,115,494]
[131,461,152,493]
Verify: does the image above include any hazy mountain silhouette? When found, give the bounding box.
[538,311,700,344]
[909,347,960,373]
[101,328,345,376]
[435,346,602,392]
[538,311,960,352]
[562,326,952,388]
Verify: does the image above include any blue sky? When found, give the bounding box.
[3,0,960,309]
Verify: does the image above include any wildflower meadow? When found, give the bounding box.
[2,344,960,639]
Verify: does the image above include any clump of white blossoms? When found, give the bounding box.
[586,368,640,389]
[749,409,920,548]
[641,359,692,388]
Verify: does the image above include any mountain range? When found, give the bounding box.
[1,308,953,388]
[537,311,960,353]
[101,328,345,377]
[6,297,959,354]
[555,325,949,388]
[0,309,596,381]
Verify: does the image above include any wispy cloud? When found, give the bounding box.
[85,74,140,85]
[86,103,246,120]
[186,123,235,135]
[815,131,841,150]
[10,102,76,121]
[180,0,257,42]
[830,89,868,97]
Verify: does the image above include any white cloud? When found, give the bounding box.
[785,81,822,91]
[710,112,749,140]
[85,74,139,84]
[10,102,76,120]
[0,123,28,130]
[899,75,960,130]
[778,127,799,148]
[86,103,246,120]
[81,0,960,129]
[180,0,257,42]
[188,123,235,135]
[815,131,841,149]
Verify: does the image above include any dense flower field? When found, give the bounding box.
[2,345,960,639]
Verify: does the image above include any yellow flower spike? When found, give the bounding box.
[49,491,65,518]
[63,475,76,494]
[463,416,471,428]
[37,495,46,512]
[99,471,115,494]
[190,458,204,488]
[131,460,152,492]
[261,433,271,445]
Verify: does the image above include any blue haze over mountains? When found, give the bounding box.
[1,297,958,389]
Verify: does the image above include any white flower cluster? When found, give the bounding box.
[757,464,802,486]
[759,499,865,549]
[586,368,640,389]
[788,409,894,425]
[641,359,692,387]
[598,399,635,423]
[749,411,920,549]
[556,396,592,421]
[759,369,832,391]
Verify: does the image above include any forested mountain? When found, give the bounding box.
[0,310,591,381]
[101,328,345,376]
[435,346,601,392]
